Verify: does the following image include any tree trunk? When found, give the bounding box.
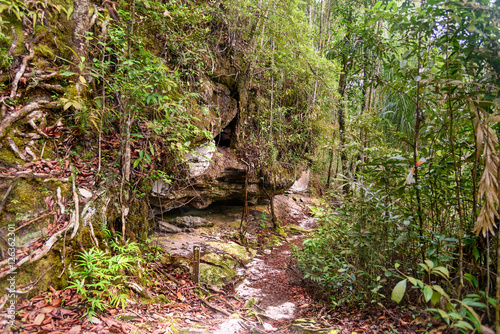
[338,55,349,194]
[72,0,89,95]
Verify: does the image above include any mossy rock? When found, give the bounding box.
[0,178,71,229]
[206,241,251,264]
[199,263,236,287]
[202,252,237,269]
[283,224,310,235]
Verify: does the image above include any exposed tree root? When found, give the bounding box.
[0,216,75,279]
[7,136,27,161]
[0,100,58,139]
[9,43,35,100]
[70,169,80,239]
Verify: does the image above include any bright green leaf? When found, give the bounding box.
[391,279,406,303]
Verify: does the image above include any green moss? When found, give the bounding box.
[206,241,251,264]
[0,250,67,299]
[0,141,22,165]
[4,180,44,219]
[199,263,236,287]
[202,252,237,268]
[34,44,55,60]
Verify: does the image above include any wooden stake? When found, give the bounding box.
[193,246,200,284]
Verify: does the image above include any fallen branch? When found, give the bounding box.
[25,146,37,160]
[0,100,58,138]
[198,296,232,317]
[12,129,42,140]
[156,266,184,286]
[24,71,60,81]
[34,83,65,93]
[27,109,48,138]
[43,177,69,182]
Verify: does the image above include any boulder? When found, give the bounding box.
[158,221,183,233]
[169,216,213,228]
[185,141,216,178]
[288,170,310,193]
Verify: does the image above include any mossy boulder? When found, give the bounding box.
[206,241,251,264]
[199,263,236,287]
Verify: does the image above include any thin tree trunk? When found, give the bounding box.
[326,146,334,189]
[240,166,249,244]
[497,186,500,334]
[446,51,464,294]
[338,55,349,194]
[413,34,425,263]
[119,0,136,241]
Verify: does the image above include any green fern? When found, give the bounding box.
[67,242,142,318]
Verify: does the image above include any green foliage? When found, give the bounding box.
[293,204,391,307]
[391,262,496,333]
[0,33,12,70]
[67,241,141,319]
[0,0,71,31]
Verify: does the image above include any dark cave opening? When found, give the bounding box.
[214,128,231,147]
[214,117,237,147]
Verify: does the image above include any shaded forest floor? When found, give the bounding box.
[1,195,432,334]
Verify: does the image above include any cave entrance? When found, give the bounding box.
[214,117,237,147]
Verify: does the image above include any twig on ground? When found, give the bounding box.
[70,168,80,239]
[13,212,55,233]
[0,184,13,217]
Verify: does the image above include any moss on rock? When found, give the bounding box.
[206,241,251,264]
[199,263,236,287]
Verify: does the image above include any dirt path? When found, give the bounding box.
[3,194,420,334]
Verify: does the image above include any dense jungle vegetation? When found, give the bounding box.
[1,0,500,332]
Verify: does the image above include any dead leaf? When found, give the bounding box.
[69,325,81,333]
[177,291,185,301]
[41,306,56,314]
[34,313,46,325]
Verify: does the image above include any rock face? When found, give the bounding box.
[288,170,310,193]
[199,79,239,137]
[149,146,294,214]
[185,141,216,178]
[157,216,213,233]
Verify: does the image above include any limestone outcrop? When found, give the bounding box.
[149,146,294,214]
[157,216,214,233]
